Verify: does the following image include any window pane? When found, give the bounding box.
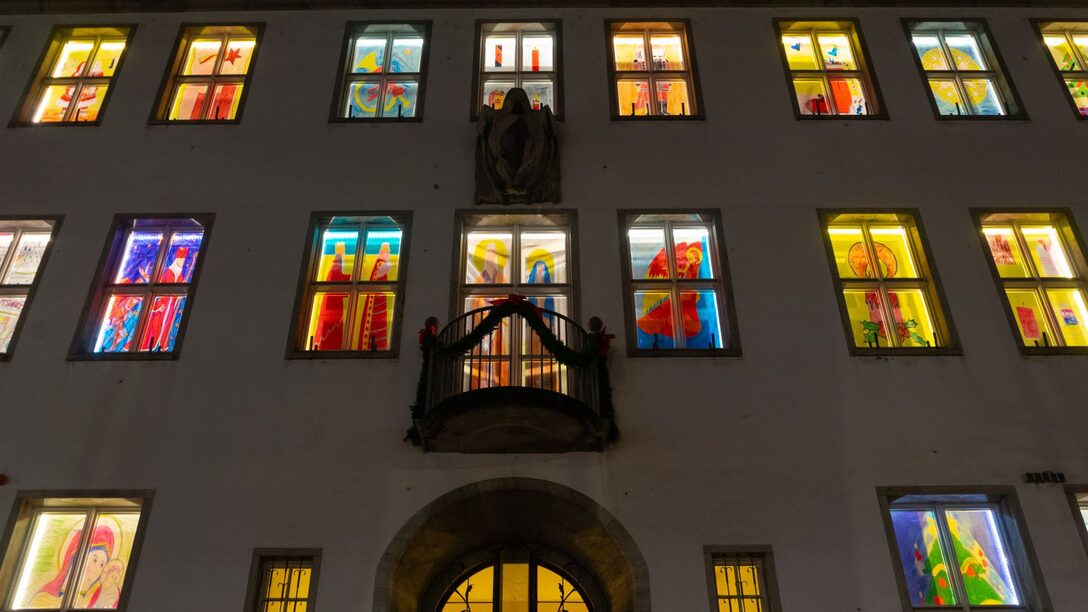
[0,296,27,353]
[217,38,255,75]
[650,34,685,70]
[945,34,988,70]
[317,229,358,281]
[352,292,395,350]
[169,83,209,120]
[70,512,141,609]
[390,36,423,72]
[1005,289,1054,346]
[928,79,966,115]
[522,80,555,111]
[362,228,402,282]
[94,295,145,352]
[346,81,381,118]
[501,562,530,611]
[380,80,418,117]
[521,35,554,72]
[817,33,856,70]
[463,296,510,355]
[793,78,830,115]
[629,227,668,279]
[673,227,713,279]
[521,231,567,284]
[32,85,72,123]
[782,34,819,70]
[868,225,919,279]
[485,35,517,71]
[70,83,108,122]
[9,511,89,609]
[913,35,950,69]
[944,509,1020,606]
[982,227,1029,278]
[635,290,675,349]
[182,38,221,75]
[828,226,869,278]
[1044,35,1082,71]
[1045,288,1088,346]
[483,80,516,110]
[444,566,494,606]
[829,77,869,115]
[138,294,186,352]
[680,290,723,348]
[208,83,244,120]
[352,36,386,73]
[889,509,958,607]
[158,231,203,283]
[887,289,938,347]
[613,35,647,71]
[616,80,651,116]
[3,232,50,285]
[655,78,691,116]
[1076,35,1088,64]
[0,232,12,265]
[263,564,313,601]
[843,289,887,348]
[92,40,126,77]
[962,78,1005,116]
[1021,225,1075,277]
[114,231,163,284]
[306,292,349,351]
[1065,79,1088,116]
[465,232,513,284]
[52,39,94,77]
[537,566,584,603]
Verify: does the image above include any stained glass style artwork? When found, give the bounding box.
[944,509,1021,605]
[362,228,401,282]
[672,227,713,279]
[782,35,819,70]
[0,296,27,353]
[26,33,127,123]
[466,232,512,284]
[94,295,144,352]
[828,227,868,278]
[891,509,958,607]
[464,296,511,355]
[0,233,12,265]
[317,229,359,281]
[714,560,766,612]
[635,290,676,349]
[483,80,515,109]
[217,39,255,75]
[158,232,203,283]
[679,290,723,348]
[3,232,50,285]
[53,40,95,77]
[521,232,567,285]
[168,31,256,121]
[650,34,685,70]
[868,226,919,278]
[887,290,937,347]
[961,78,1005,115]
[94,41,126,77]
[617,80,651,115]
[794,78,830,115]
[613,35,646,71]
[306,292,349,351]
[1006,290,1051,345]
[9,512,89,609]
[655,78,691,115]
[913,36,950,70]
[818,33,856,70]
[390,36,423,72]
[138,295,186,352]
[522,35,555,72]
[1021,226,1074,278]
[381,81,418,117]
[35,81,109,123]
[829,77,868,114]
[352,37,386,73]
[928,79,967,115]
[353,292,395,351]
[485,35,517,71]
[1066,79,1088,115]
[983,227,1029,278]
[346,82,381,118]
[208,83,244,120]
[169,83,209,119]
[629,228,667,279]
[1045,35,1082,71]
[182,39,222,75]
[522,80,555,110]
[521,296,569,344]
[945,35,987,70]
[842,289,883,347]
[114,231,163,284]
[1046,288,1088,346]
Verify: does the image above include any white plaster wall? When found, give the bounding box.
[1,5,1087,611]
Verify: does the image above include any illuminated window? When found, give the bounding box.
[0,218,58,359]
[334,22,430,121]
[881,490,1049,611]
[619,211,738,354]
[0,493,148,612]
[15,26,131,124]
[607,20,702,118]
[906,21,1023,118]
[1036,22,1088,117]
[821,211,956,353]
[975,211,1088,351]
[439,547,592,612]
[244,550,320,612]
[776,20,883,117]
[73,215,211,358]
[706,549,781,612]
[474,21,560,118]
[154,25,261,122]
[290,214,409,355]
[1071,490,1088,557]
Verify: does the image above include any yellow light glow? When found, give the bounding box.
[11,515,55,605]
[1021,226,1074,277]
[191,40,222,50]
[827,228,863,235]
[100,41,126,51]
[869,227,908,236]
[52,41,94,77]
[229,39,256,49]
[983,227,1014,236]
[1044,35,1067,49]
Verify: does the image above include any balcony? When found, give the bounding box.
[409,295,616,453]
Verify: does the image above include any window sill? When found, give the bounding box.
[847,347,963,357]
[148,118,243,126]
[329,117,423,124]
[795,114,889,121]
[1013,346,1088,356]
[68,352,180,362]
[626,348,741,358]
[931,114,1029,122]
[8,120,103,128]
[287,350,399,360]
[610,114,705,122]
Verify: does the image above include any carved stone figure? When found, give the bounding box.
[475,87,560,204]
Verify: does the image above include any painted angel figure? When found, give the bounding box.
[475,87,560,204]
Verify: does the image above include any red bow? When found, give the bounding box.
[418,322,438,345]
[488,294,545,319]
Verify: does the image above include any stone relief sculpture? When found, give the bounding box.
[475,87,560,204]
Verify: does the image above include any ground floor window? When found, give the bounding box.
[439,546,590,612]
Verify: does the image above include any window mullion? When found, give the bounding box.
[0,228,21,280]
[59,508,98,611]
[933,505,972,611]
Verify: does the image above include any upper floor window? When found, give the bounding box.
[71,215,211,358]
[0,493,150,611]
[821,211,957,353]
[334,22,430,121]
[0,218,59,359]
[1070,489,1088,557]
[776,20,884,118]
[153,24,261,123]
[606,20,702,118]
[975,210,1088,352]
[244,550,321,612]
[14,26,132,125]
[289,213,409,356]
[1036,22,1088,117]
[906,20,1023,118]
[619,211,738,355]
[706,548,781,612]
[473,21,561,118]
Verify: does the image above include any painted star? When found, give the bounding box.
[224,47,243,65]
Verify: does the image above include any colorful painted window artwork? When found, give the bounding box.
[623,213,733,352]
[890,504,1022,609]
[5,501,144,611]
[609,21,699,117]
[824,213,951,351]
[777,22,880,117]
[439,550,589,612]
[711,553,777,612]
[339,23,429,120]
[909,24,1018,117]
[21,28,130,123]
[979,212,1088,349]
[88,218,207,355]
[249,553,318,612]
[297,216,406,354]
[1038,23,1088,117]
[476,22,559,117]
[160,25,260,121]
[0,220,56,356]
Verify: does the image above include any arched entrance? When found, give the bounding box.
[373,478,650,612]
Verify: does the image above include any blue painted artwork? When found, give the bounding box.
[94,295,144,352]
[114,231,163,284]
[390,36,424,73]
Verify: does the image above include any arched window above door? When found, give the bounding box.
[438,545,591,612]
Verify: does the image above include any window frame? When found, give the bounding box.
[1031,19,1088,120]
[329,20,432,123]
[470,19,563,121]
[0,27,9,51]
[818,209,961,356]
[773,18,888,120]
[243,548,322,612]
[603,18,705,121]
[971,208,1088,355]
[0,490,154,612]
[617,209,740,357]
[0,215,62,362]
[69,213,214,361]
[10,24,136,127]
[703,545,782,612]
[149,22,264,125]
[286,211,412,359]
[877,486,1052,612]
[1064,485,1088,561]
[902,18,1027,121]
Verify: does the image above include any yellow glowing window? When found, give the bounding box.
[475,21,559,119]
[777,21,880,117]
[1038,23,1088,117]
[158,25,261,121]
[20,28,130,124]
[908,22,1019,117]
[0,219,57,357]
[978,212,1088,349]
[608,21,700,117]
[250,555,316,612]
[440,551,590,611]
[711,554,778,612]
[823,212,954,351]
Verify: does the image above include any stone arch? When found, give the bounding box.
[373,478,650,612]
